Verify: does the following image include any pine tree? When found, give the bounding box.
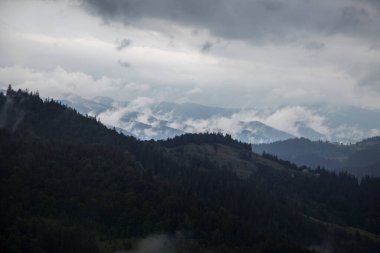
[6,84,12,95]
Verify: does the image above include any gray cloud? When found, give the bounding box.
[116,38,131,50]
[118,60,132,68]
[341,6,370,26]
[330,6,372,36]
[304,41,325,51]
[356,64,380,91]
[80,0,380,44]
[260,0,286,12]
[201,41,213,53]
[363,0,380,12]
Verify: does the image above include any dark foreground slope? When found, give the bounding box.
[1,88,380,253]
[252,137,380,178]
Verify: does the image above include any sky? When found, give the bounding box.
[0,0,380,109]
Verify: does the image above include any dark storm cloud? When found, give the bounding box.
[116,38,131,50]
[79,0,380,44]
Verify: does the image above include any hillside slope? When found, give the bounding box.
[1,88,380,253]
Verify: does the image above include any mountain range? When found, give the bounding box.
[1,88,380,252]
[61,95,380,144]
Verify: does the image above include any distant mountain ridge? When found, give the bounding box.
[62,94,380,177]
[61,95,380,144]
[252,137,380,177]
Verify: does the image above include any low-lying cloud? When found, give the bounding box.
[126,234,175,253]
[92,95,380,143]
[120,232,201,253]
[96,96,331,141]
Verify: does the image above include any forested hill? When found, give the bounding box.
[1,88,380,253]
[252,137,380,178]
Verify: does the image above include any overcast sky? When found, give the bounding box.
[0,0,380,109]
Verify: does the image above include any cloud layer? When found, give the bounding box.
[91,95,380,143]
[0,0,380,112]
